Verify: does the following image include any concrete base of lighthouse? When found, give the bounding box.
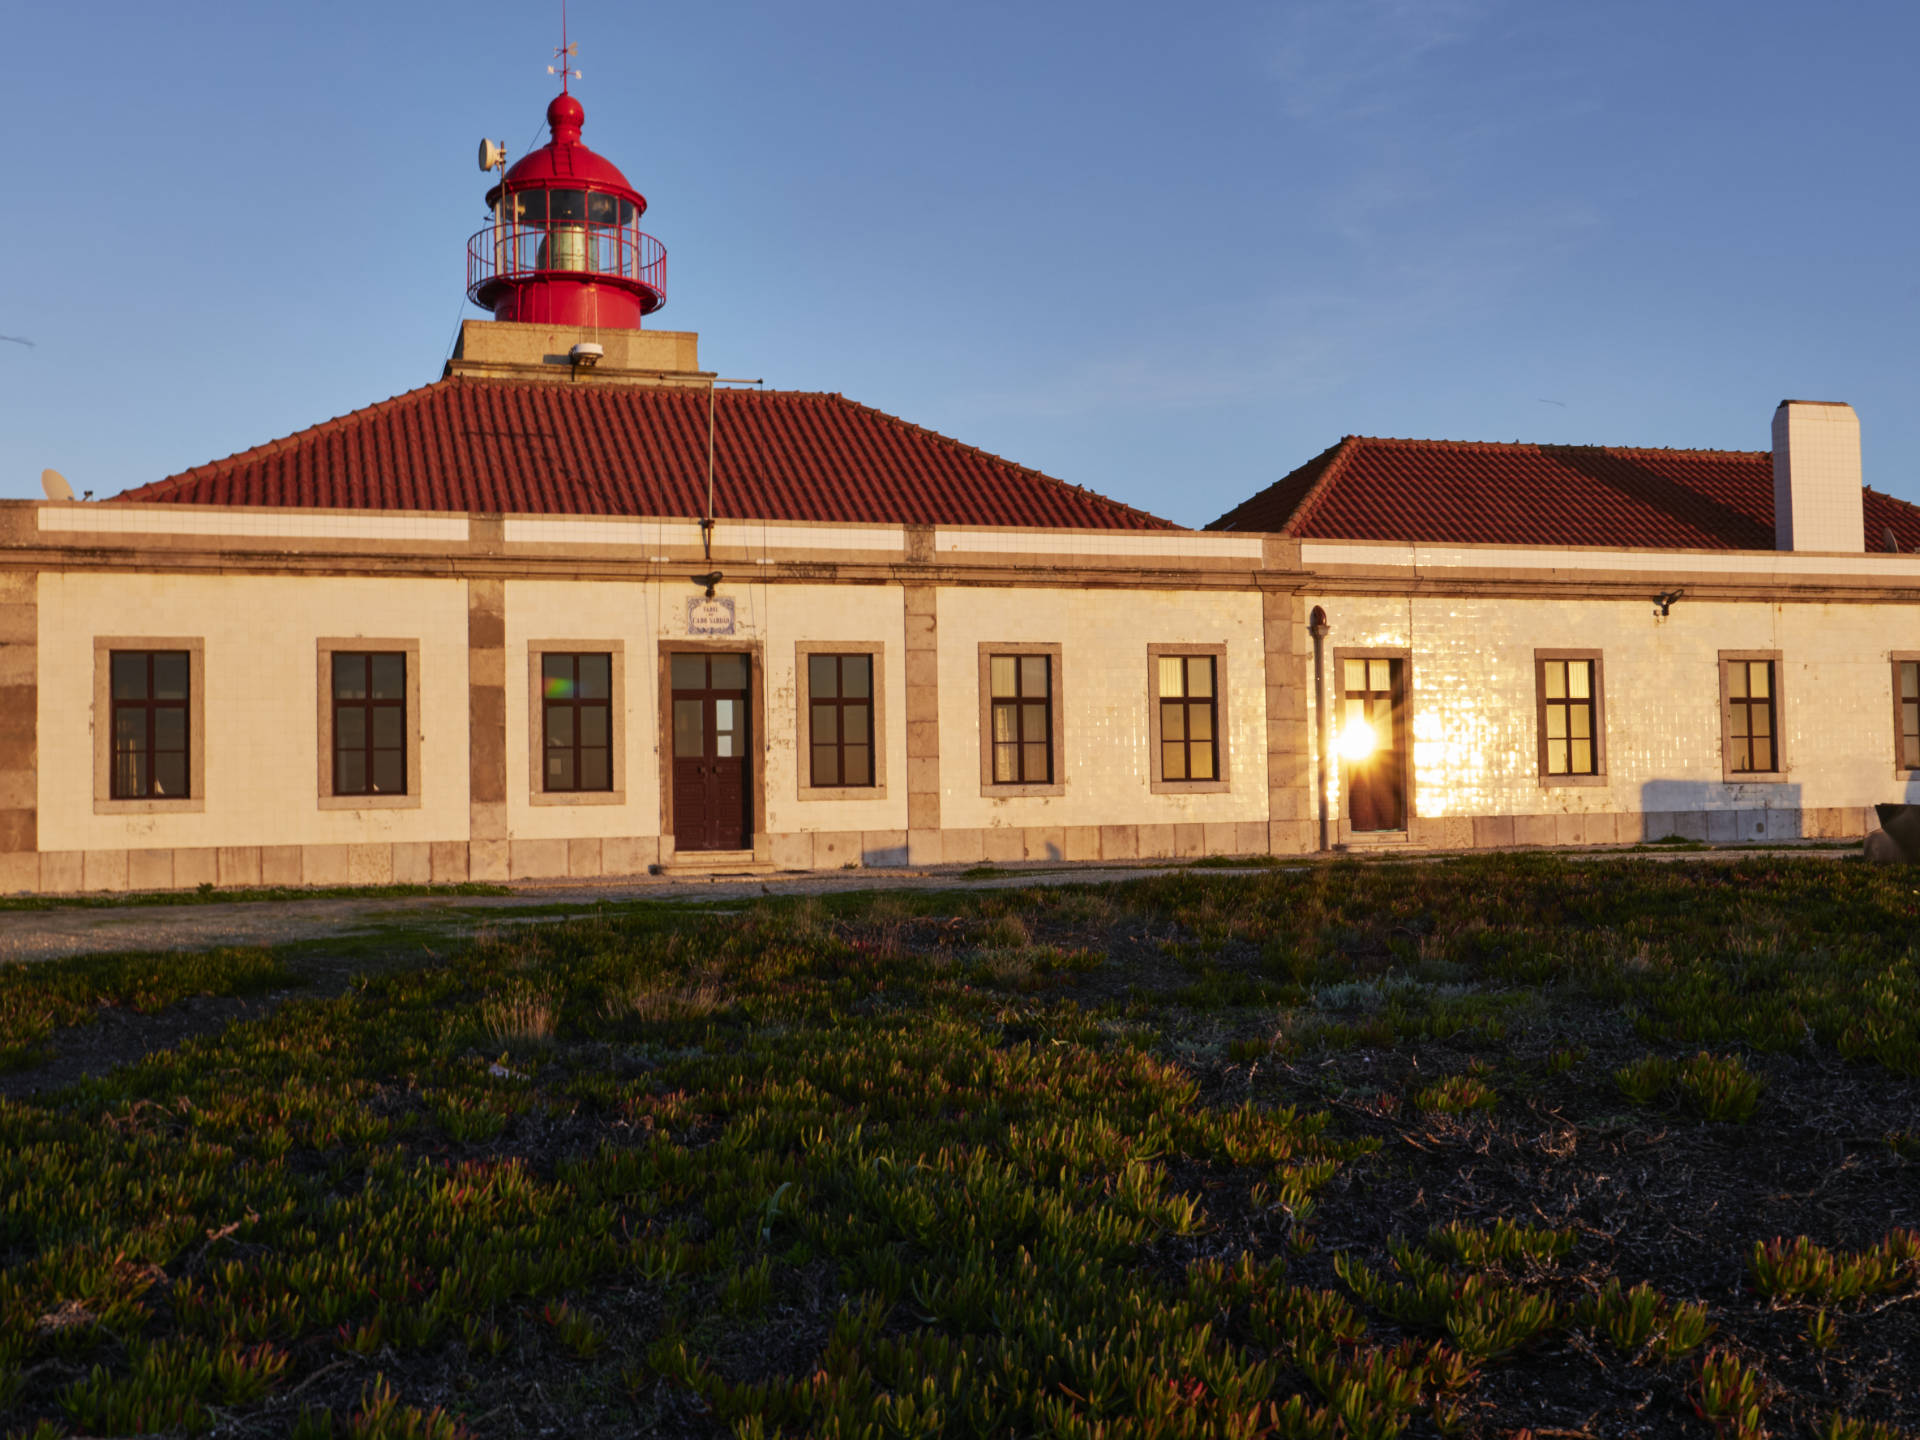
[445,320,710,389]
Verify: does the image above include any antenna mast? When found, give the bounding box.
[548,1,580,93]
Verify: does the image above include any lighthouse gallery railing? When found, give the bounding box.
[466,221,667,302]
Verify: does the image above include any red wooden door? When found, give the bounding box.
[669,653,752,851]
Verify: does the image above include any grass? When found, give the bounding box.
[0,854,1917,1436]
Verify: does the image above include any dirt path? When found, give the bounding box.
[0,845,1851,967]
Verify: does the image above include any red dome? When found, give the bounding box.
[485,93,646,216]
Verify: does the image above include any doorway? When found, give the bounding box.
[1340,656,1407,833]
[669,652,752,851]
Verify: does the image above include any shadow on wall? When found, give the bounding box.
[1637,780,1806,842]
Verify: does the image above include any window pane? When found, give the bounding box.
[1727,664,1747,699]
[1570,706,1590,739]
[991,656,1017,698]
[1189,657,1213,699]
[844,704,870,746]
[542,654,573,698]
[510,189,547,222]
[1190,745,1214,781]
[812,703,838,744]
[1024,742,1050,782]
[1161,701,1185,741]
[547,751,574,790]
[577,654,610,699]
[673,699,704,757]
[112,653,147,700]
[1021,655,1049,697]
[579,705,609,746]
[336,706,366,749]
[546,704,573,746]
[372,751,404,794]
[1751,705,1771,738]
[117,750,147,798]
[1569,661,1591,700]
[1731,708,1750,739]
[714,699,738,757]
[1750,662,1770,699]
[993,703,1017,744]
[809,654,838,699]
[671,654,706,690]
[588,191,618,224]
[371,655,405,700]
[549,189,586,222]
[1905,662,1919,701]
[336,750,366,794]
[153,653,189,700]
[710,654,748,689]
[1163,741,1186,780]
[994,744,1016,783]
[581,748,610,791]
[843,745,870,786]
[1571,738,1592,774]
[334,654,367,700]
[1545,706,1566,740]
[1189,704,1213,742]
[115,707,145,749]
[1021,703,1047,742]
[154,707,186,752]
[1369,659,1392,691]
[812,744,840,787]
[1543,661,1565,701]
[372,706,404,749]
[843,656,871,699]
[1343,659,1365,691]
[1159,656,1184,698]
[1547,738,1567,774]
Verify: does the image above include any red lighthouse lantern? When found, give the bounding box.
[466,90,666,329]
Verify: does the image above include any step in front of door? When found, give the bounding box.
[660,849,775,876]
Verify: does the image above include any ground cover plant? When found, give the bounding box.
[1,853,1918,1437]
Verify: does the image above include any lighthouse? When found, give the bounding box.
[466,87,666,330]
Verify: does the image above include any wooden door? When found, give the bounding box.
[1341,657,1406,832]
[669,652,752,851]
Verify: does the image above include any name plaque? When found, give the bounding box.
[686,596,737,636]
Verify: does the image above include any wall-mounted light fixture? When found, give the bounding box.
[1654,589,1684,616]
[693,570,723,599]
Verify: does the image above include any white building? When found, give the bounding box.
[2,90,1915,893]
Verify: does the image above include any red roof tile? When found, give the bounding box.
[117,378,1175,531]
[1209,436,1920,552]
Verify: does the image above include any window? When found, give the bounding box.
[1534,651,1606,784]
[975,643,1064,797]
[808,653,874,788]
[795,642,887,801]
[93,638,205,815]
[541,652,612,792]
[1148,644,1230,793]
[1894,656,1920,773]
[990,654,1053,785]
[110,650,190,799]
[1719,651,1784,780]
[331,652,408,796]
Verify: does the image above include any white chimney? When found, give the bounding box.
[1772,400,1863,552]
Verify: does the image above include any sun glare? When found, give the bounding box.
[1338,712,1378,761]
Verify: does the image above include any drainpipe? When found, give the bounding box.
[1309,606,1330,852]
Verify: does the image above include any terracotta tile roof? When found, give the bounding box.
[1208,435,1920,552]
[116,378,1175,530]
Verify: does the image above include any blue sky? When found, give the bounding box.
[4,1,1918,527]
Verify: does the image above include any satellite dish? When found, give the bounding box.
[478,138,505,172]
[41,468,74,501]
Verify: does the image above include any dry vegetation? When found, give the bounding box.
[1,854,1917,1438]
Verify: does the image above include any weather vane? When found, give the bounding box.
[547,1,581,93]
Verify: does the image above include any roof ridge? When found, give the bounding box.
[1280,435,1362,538]
[1342,434,1770,460]
[119,381,451,501]
[811,391,1179,530]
